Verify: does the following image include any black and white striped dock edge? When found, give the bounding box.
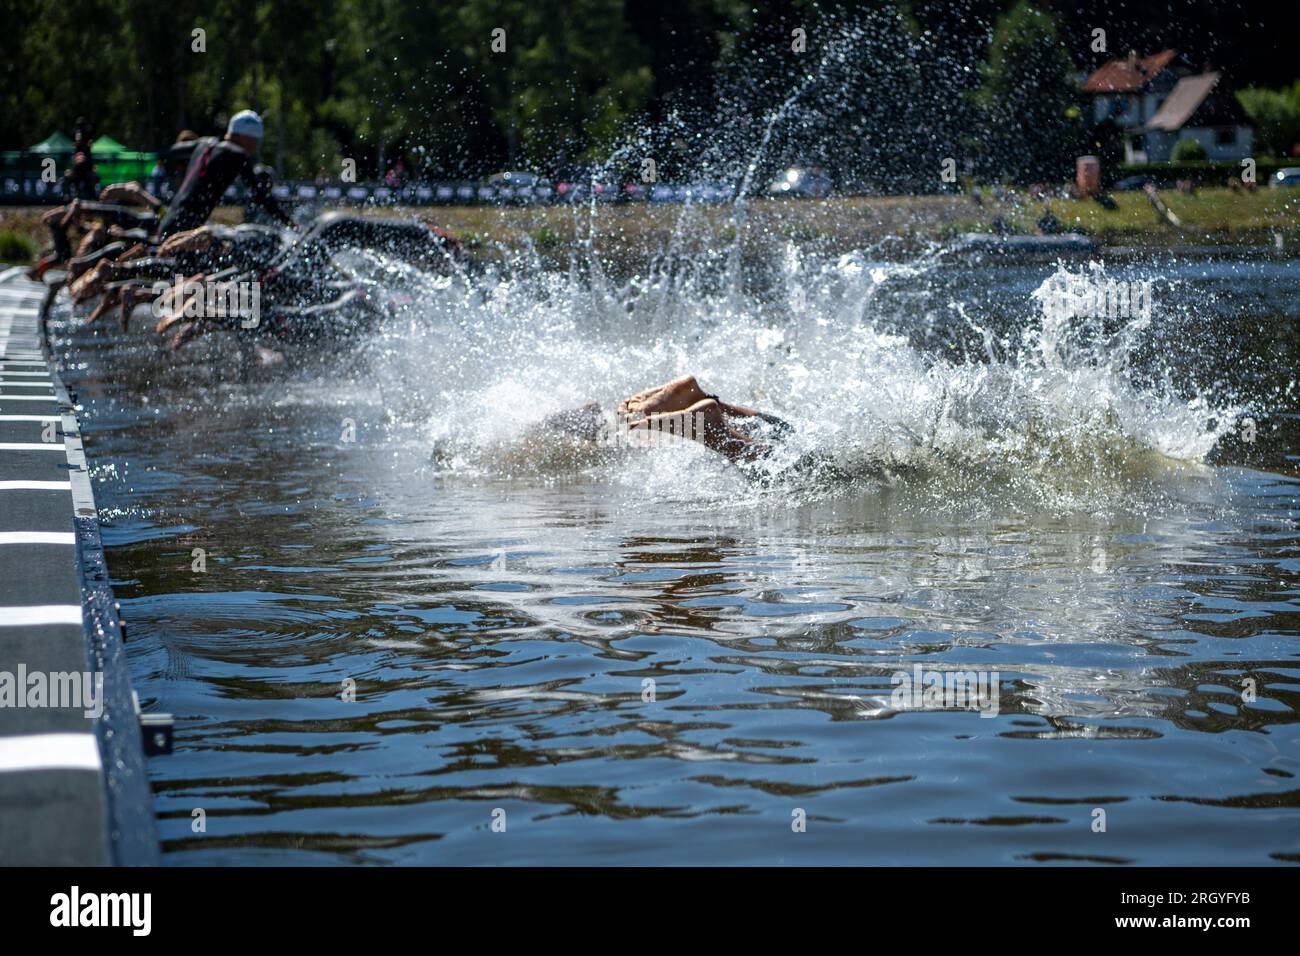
[0,266,158,865]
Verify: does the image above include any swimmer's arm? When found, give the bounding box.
[241,161,296,229]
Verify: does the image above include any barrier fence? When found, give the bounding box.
[1,176,744,207]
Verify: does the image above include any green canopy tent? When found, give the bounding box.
[27,131,74,153]
[0,131,75,180]
[0,131,158,185]
[89,135,159,182]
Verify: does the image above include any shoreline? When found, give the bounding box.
[2,188,1296,268]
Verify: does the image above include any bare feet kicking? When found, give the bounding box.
[618,375,793,463]
[68,259,117,302]
[618,374,710,419]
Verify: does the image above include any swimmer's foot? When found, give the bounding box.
[58,201,80,229]
[153,280,208,334]
[168,319,205,351]
[154,308,188,334]
[619,374,709,419]
[119,285,147,330]
[86,289,120,324]
[26,255,56,282]
[69,259,115,300]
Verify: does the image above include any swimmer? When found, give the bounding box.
[543,375,795,467]
[617,374,793,464]
[157,110,294,239]
[542,375,864,484]
[153,214,468,349]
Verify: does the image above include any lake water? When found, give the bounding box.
[49,246,1300,864]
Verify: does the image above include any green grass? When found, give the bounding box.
[529,224,563,251]
[1023,187,1300,244]
[0,229,36,265]
[0,186,1293,270]
[409,188,1300,254]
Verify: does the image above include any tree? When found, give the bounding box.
[1237,82,1300,158]
[452,0,655,170]
[973,1,1082,183]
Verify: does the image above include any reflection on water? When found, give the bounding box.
[51,254,1300,865]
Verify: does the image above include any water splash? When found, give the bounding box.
[354,244,1242,517]
[97,10,1249,515]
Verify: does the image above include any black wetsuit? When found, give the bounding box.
[162,140,198,193]
[61,143,99,200]
[158,137,293,239]
[168,213,460,347]
[69,201,157,230]
[262,212,458,278]
[46,201,157,263]
[246,213,461,316]
[109,224,289,282]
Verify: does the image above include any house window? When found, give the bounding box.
[1215,128,1235,146]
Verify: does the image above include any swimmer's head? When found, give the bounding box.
[72,116,95,149]
[226,110,264,153]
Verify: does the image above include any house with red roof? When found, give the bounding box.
[1083,50,1253,162]
[1135,72,1253,162]
[1084,49,1184,132]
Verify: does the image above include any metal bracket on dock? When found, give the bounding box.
[141,714,175,756]
[133,690,175,756]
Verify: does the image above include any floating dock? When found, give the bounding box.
[951,231,1099,260]
[0,267,158,865]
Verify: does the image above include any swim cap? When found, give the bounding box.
[227,110,264,141]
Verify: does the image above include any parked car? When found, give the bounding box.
[486,170,549,203]
[552,165,590,200]
[553,165,625,202]
[487,170,542,188]
[766,166,832,198]
[1270,167,1300,188]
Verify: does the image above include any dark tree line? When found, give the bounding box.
[0,0,1292,188]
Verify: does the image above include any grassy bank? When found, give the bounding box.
[2,187,1296,267]
[423,188,1299,262]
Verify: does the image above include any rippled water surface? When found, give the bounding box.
[51,251,1300,865]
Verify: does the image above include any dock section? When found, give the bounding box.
[0,267,158,865]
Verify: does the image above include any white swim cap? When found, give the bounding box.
[227,110,264,141]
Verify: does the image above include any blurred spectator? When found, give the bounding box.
[62,116,99,200]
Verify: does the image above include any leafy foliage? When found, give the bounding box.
[973,1,1082,183]
[2,0,1286,186]
[1236,82,1300,157]
[1170,138,1208,161]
